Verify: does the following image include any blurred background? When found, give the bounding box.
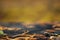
[0,1,60,39]
[0,0,60,23]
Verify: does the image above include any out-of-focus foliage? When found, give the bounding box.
[0,0,60,23]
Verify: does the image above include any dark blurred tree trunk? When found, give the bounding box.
[47,0,55,22]
[53,0,60,21]
[0,0,3,13]
[48,0,54,11]
[0,0,3,19]
[48,0,60,21]
[0,0,7,20]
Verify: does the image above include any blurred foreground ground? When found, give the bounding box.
[0,22,60,40]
